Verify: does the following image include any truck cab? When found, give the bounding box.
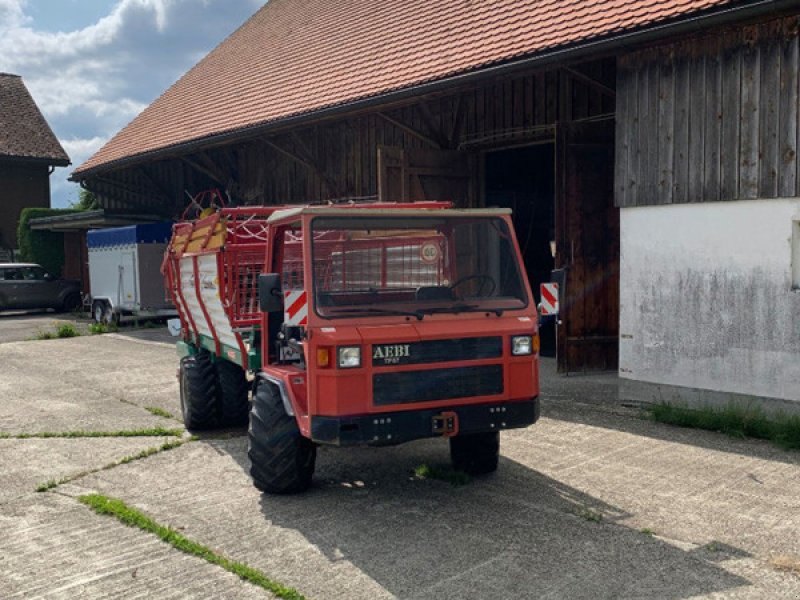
[164,200,539,494]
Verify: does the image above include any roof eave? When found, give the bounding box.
[71,0,791,181]
[1,154,71,167]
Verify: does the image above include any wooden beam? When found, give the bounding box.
[449,95,467,149]
[180,156,226,185]
[91,177,166,211]
[376,112,442,149]
[562,67,616,98]
[417,101,450,148]
[134,166,172,202]
[263,137,341,197]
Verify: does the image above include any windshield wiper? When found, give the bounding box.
[417,303,480,315]
[326,307,424,320]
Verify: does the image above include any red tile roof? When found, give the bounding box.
[75,0,734,176]
[0,73,69,165]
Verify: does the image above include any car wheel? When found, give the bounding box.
[60,292,82,313]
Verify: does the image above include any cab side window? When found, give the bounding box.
[3,268,21,281]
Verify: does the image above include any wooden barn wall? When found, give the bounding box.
[615,15,800,208]
[87,63,614,215]
[242,66,613,205]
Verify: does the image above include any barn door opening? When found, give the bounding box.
[377,146,477,206]
[555,119,619,373]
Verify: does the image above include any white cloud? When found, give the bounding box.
[0,0,263,207]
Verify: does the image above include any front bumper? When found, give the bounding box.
[310,397,540,446]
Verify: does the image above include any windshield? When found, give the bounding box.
[310,216,528,318]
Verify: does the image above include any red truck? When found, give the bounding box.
[163,199,540,493]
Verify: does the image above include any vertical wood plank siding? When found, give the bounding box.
[88,61,614,214]
[616,15,800,207]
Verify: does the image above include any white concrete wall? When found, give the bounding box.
[619,198,800,402]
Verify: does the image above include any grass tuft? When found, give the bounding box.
[55,323,80,338]
[650,403,800,451]
[640,528,656,536]
[35,438,195,493]
[34,330,55,340]
[576,507,603,523]
[88,322,118,335]
[145,406,175,420]
[79,494,305,600]
[0,427,184,440]
[414,463,471,486]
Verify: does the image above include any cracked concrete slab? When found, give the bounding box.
[0,436,180,503]
[0,492,271,600]
[0,335,180,433]
[69,431,800,599]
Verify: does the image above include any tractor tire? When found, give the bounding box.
[450,431,500,475]
[248,381,315,494]
[217,360,250,427]
[179,353,221,431]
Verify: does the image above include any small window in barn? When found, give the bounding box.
[793,220,800,291]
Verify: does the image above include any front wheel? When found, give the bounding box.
[248,381,315,494]
[450,431,499,475]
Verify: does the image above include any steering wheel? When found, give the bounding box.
[449,274,497,297]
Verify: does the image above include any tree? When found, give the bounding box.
[71,188,99,211]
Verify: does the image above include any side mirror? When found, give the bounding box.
[43,273,54,281]
[258,273,283,313]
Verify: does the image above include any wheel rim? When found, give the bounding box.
[93,304,104,323]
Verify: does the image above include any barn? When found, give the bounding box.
[71,0,800,406]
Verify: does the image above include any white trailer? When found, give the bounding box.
[87,223,176,324]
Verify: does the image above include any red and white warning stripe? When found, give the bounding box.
[284,290,308,326]
[539,282,559,316]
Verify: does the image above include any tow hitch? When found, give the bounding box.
[432,411,459,437]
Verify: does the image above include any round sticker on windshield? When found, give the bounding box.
[420,242,440,263]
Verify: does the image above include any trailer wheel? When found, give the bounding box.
[92,300,106,324]
[179,353,221,430]
[248,381,315,494]
[217,360,250,427]
[450,431,499,475]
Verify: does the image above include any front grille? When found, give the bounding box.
[371,336,502,367]
[373,365,503,406]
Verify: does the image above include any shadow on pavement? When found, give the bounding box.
[205,435,749,599]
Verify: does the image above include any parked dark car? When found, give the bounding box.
[0,263,82,312]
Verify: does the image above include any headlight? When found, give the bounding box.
[511,335,533,356]
[337,346,361,368]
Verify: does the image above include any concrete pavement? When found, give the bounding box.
[1,325,799,598]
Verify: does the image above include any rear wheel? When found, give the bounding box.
[60,292,82,313]
[450,431,499,475]
[248,381,315,494]
[217,360,250,427]
[179,353,221,430]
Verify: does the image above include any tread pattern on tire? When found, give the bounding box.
[248,380,315,494]
[217,360,250,427]
[179,353,221,430]
[450,431,499,475]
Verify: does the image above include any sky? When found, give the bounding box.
[0,0,265,207]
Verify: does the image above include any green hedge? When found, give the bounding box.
[16,208,80,277]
